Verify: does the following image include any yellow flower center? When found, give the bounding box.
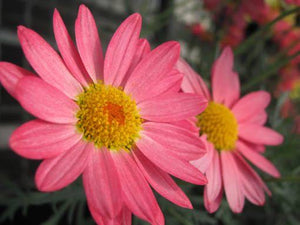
[196,102,238,151]
[76,82,142,151]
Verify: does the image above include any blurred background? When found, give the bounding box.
[0,0,299,224]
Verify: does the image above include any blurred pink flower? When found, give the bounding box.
[0,5,208,225]
[285,0,300,6]
[177,47,284,213]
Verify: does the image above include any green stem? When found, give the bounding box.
[242,51,300,92]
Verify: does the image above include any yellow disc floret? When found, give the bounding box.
[196,102,238,151]
[76,82,142,151]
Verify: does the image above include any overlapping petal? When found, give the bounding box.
[83,148,122,219]
[75,5,104,81]
[17,26,82,99]
[176,58,210,99]
[104,13,142,87]
[133,149,192,209]
[221,151,244,213]
[124,41,180,102]
[0,62,34,99]
[16,76,78,124]
[212,47,240,107]
[10,120,82,159]
[138,93,207,122]
[53,9,91,86]
[136,133,207,185]
[35,141,91,192]
[112,151,164,225]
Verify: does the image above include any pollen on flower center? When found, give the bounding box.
[76,82,142,151]
[196,102,238,151]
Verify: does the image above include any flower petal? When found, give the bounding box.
[238,124,284,146]
[212,47,240,107]
[138,93,207,122]
[16,76,78,124]
[133,149,192,209]
[220,151,244,213]
[0,62,35,99]
[150,69,183,96]
[83,148,122,219]
[124,41,180,103]
[111,151,164,225]
[205,149,222,202]
[246,110,268,125]
[237,140,280,177]
[10,119,81,159]
[136,133,207,185]
[233,152,266,205]
[75,5,104,82]
[176,58,210,99]
[104,13,142,87]
[232,91,270,123]
[88,206,132,225]
[142,122,206,161]
[190,135,214,173]
[35,141,91,192]
[204,187,223,213]
[121,39,151,86]
[53,9,91,86]
[17,26,82,99]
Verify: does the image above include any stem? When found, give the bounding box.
[242,51,300,92]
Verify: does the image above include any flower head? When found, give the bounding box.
[177,47,284,213]
[0,5,208,224]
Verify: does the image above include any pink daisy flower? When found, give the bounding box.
[176,47,284,213]
[0,5,208,224]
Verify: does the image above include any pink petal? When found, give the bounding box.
[124,41,180,103]
[176,58,210,99]
[190,135,214,173]
[17,26,82,99]
[88,206,131,225]
[133,149,192,209]
[233,152,265,205]
[111,151,164,225]
[104,13,142,87]
[75,5,104,82]
[53,9,91,86]
[238,124,284,146]
[246,110,268,125]
[136,133,207,185]
[121,39,151,86]
[142,122,205,161]
[35,141,91,192]
[16,76,78,124]
[232,91,270,123]
[0,62,35,99]
[212,47,240,107]
[205,149,222,202]
[138,93,207,122]
[220,151,244,213]
[83,148,122,219]
[9,119,81,159]
[151,69,184,96]
[204,187,223,213]
[170,119,199,134]
[237,140,280,177]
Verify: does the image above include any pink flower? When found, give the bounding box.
[0,5,208,224]
[176,47,284,213]
[285,0,300,6]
